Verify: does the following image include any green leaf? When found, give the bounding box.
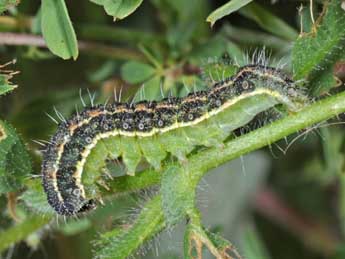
[239,2,298,41]
[200,57,238,86]
[31,7,42,35]
[0,0,19,13]
[0,120,32,193]
[0,62,17,96]
[190,35,238,60]
[206,0,253,27]
[20,179,55,215]
[0,78,17,96]
[120,61,155,84]
[292,0,345,94]
[132,75,162,102]
[151,0,209,53]
[88,61,118,83]
[90,0,144,20]
[242,225,271,259]
[41,0,79,60]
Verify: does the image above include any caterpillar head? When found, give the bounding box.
[77,199,97,213]
[239,64,308,105]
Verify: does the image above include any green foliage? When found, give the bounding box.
[0,0,18,13]
[0,83,15,96]
[0,62,17,96]
[0,66,31,194]
[41,0,78,59]
[1,0,345,259]
[206,0,253,26]
[0,83,16,96]
[0,77,16,96]
[19,179,54,215]
[120,61,156,84]
[292,0,345,94]
[0,120,31,193]
[239,2,298,41]
[90,0,144,20]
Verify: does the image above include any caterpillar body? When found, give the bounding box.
[41,64,307,215]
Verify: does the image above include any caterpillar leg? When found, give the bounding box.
[121,136,142,176]
[139,135,167,171]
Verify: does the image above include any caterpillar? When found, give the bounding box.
[41,64,307,215]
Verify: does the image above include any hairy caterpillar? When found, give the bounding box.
[41,64,307,215]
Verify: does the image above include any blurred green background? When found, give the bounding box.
[1,0,345,258]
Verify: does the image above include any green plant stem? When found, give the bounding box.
[97,195,165,259]
[0,215,51,253]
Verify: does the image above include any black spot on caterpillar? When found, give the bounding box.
[41,64,307,215]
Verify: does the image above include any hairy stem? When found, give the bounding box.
[97,195,165,259]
